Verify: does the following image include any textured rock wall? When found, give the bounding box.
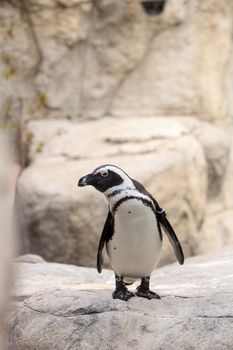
[1,0,233,267]
[0,0,233,124]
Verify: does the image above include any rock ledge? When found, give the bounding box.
[6,249,233,350]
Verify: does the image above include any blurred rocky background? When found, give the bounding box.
[2,1,233,349]
[0,133,18,350]
[1,0,233,268]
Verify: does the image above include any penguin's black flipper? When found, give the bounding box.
[97,210,114,273]
[156,209,184,265]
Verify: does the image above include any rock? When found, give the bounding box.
[190,120,230,198]
[0,133,19,349]
[0,0,233,125]
[17,115,233,267]
[17,159,108,266]
[197,133,233,255]
[6,249,233,350]
[198,206,233,255]
[14,254,46,264]
[24,116,230,201]
[223,139,233,208]
[17,116,210,267]
[1,0,233,274]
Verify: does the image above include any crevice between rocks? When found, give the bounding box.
[18,0,43,76]
[22,303,233,321]
[104,133,188,145]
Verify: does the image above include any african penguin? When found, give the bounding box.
[78,164,184,301]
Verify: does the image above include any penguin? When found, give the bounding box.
[78,164,184,301]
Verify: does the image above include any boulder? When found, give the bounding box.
[223,139,233,208]
[188,119,230,198]
[17,115,233,267]
[198,206,233,255]
[197,132,233,256]
[6,249,233,350]
[17,116,212,266]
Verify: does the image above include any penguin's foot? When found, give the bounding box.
[113,275,135,301]
[112,287,135,301]
[135,277,161,300]
[135,286,160,300]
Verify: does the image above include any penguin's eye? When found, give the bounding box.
[100,169,108,177]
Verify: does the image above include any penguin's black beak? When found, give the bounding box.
[78,173,94,187]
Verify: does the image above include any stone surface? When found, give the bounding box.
[189,120,230,198]
[17,116,213,267]
[6,249,233,350]
[0,0,233,125]
[0,133,19,350]
[15,253,45,264]
[197,131,233,255]
[198,206,233,255]
[223,139,233,208]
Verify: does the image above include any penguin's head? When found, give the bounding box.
[78,165,134,193]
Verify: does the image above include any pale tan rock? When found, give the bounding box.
[18,115,233,266]
[0,0,232,276]
[17,117,209,266]
[25,116,189,163]
[181,118,230,197]
[197,0,233,125]
[6,249,233,350]
[199,207,233,255]
[223,139,233,208]
[24,117,230,201]
[0,133,19,350]
[0,0,233,124]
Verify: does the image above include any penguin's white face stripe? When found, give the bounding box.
[103,166,135,197]
[105,166,134,188]
[91,164,154,210]
[94,168,109,177]
[96,166,153,209]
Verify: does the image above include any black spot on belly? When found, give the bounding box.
[128,211,131,214]
[114,247,116,250]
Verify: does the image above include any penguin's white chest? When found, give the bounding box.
[106,199,162,279]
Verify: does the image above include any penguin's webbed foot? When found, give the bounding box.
[135,287,160,300]
[112,287,134,301]
[135,277,161,300]
[113,275,134,301]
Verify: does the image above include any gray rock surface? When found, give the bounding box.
[6,249,233,350]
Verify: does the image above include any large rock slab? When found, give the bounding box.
[17,116,215,266]
[6,249,233,350]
